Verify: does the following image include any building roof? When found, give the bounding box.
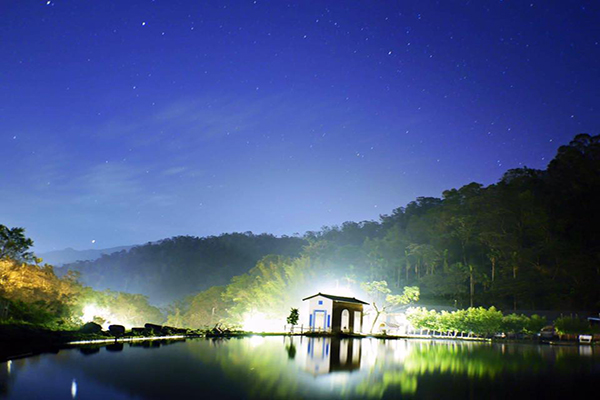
[302,293,369,305]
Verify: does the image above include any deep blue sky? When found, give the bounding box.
[1,1,598,252]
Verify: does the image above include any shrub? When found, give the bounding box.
[502,313,527,334]
[554,316,592,335]
[406,307,439,330]
[407,307,541,336]
[524,314,546,334]
[464,307,503,336]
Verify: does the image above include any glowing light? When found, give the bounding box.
[241,312,283,333]
[248,335,265,347]
[311,279,358,298]
[67,335,186,345]
[7,360,12,374]
[71,379,77,398]
[81,304,113,329]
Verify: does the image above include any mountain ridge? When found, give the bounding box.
[39,245,136,266]
[59,233,307,305]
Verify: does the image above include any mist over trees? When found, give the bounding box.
[0,258,163,328]
[2,134,599,330]
[173,134,600,328]
[60,233,307,304]
[1,223,163,327]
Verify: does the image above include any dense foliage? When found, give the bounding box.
[405,307,547,336]
[361,281,420,332]
[0,225,35,263]
[0,258,163,328]
[167,255,317,327]
[553,316,599,335]
[172,134,600,328]
[61,233,306,304]
[3,134,599,332]
[297,133,600,311]
[286,308,299,326]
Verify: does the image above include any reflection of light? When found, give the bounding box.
[361,338,379,367]
[391,340,411,362]
[7,360,12,374]
[329,373,350,385]
[241,312,283,333]
[67,335,186,345]
[580,345,593,357]
[248,335,265,347]
[71,379,77,398]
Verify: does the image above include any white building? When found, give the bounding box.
[303,293,368,333]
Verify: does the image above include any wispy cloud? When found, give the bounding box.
[96,94,287,148]
[161,166,188,176]
[73,163,143,205]
[93,91,367,152]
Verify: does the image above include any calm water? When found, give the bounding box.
[1,337,599,399]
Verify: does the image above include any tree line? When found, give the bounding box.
[2,133,599,330]
[0,228,163,328]
[170,134,600,328]
[61,233,307,304]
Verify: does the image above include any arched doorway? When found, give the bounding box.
[341,309,350,333]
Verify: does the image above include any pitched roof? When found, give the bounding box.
[302,292,369,305]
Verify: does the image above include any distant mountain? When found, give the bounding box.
[60,233,307,305]
[40,245,135,266]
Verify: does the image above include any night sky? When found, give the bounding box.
[1,1,598,252]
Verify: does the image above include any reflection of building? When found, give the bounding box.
[303,293,368,333]
[305,337,330,374]
[304,338,362,375]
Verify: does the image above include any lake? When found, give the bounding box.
[1,336,598,399]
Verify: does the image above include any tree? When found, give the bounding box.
[0,225,35,263]
[287,308,299,332]
[361,280,420,333]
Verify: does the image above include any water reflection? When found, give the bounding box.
[105,343,124,352]
[0,337,598,399]
[302,337,361,375]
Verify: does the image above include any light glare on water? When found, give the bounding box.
[0,337,598,399]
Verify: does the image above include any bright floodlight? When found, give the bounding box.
[241,312,283,333]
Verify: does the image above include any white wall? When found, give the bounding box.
[303,295,333,328]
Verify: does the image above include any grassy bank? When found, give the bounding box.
[0,322,203,361]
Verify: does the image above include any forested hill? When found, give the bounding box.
[169,134,600,328]
[40,245,134,266]
[61,133,600,321]
[60,233,306,305]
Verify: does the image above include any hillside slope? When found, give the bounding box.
[40,245,134,266]
[60,233,306,305]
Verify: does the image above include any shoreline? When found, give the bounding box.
[2,325,595,363]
